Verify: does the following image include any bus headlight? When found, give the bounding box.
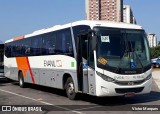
[96,71,115,82]
[145,73,152,80]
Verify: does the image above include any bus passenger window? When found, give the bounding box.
[42,32,56,55]
[31,36,42,56]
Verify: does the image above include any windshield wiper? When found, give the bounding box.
[115,34,129,73]
[129,40,144,72]
[116,34,145,73]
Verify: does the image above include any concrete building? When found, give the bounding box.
[86,0,123,22]
[123,5,137,24]
[148,33,157,47]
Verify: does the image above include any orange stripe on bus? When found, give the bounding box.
[13,36,24,41]
[16,57,35,84]
[16,57,30,77]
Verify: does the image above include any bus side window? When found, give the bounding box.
[49,33,56,54]
[18,41,22,56]
[6,43,11,57]
[31,36,42,56]
[56,31,63,54]
[13,42,17,57]
[10,43,13,57]
[23,39,31,56]
[42,34,49,55]
[63,29,74,57]
[42,32,56,55]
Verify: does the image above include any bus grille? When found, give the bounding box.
[114,80,145,86]
[115,87,144,94]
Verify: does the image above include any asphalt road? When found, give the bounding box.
[0,70,160,114]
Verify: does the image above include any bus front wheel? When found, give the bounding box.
[18,72,25,88]
[65,77,77,100]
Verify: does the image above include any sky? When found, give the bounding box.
[0,0,160,42]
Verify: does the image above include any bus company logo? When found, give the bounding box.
[2,106,11,111]
[44,60,62,67]
[44,60,56,67]
[56,60,62,67]
[128,81,134,85]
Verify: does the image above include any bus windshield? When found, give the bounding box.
[94,27,150,73]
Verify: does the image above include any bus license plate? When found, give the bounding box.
[124,92,135,97]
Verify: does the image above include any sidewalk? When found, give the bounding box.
[152,69,160,90]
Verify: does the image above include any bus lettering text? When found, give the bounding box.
[44,60,56,67]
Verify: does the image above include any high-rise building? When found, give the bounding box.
[86,0,123,22]
[148,33,157,47]
[123,5,137,24]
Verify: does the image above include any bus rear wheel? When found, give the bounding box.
[65,77,77,100]
[18,72,25,88]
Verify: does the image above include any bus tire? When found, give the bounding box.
[18,72,25,88]
[65,77,77,100]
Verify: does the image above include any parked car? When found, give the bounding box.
[151,57,160,68]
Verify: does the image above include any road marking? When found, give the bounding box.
[74,105,104,111]
[0,89,85,114]
[152,70,160,90]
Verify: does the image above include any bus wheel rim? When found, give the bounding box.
[68,83,74,95]
[20,78,23,85]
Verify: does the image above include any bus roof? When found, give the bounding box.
[5,20,143,43]
[71,20,142,30]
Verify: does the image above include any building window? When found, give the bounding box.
[112,5,114,10]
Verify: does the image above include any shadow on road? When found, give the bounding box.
[2,80,160,106]
[0,78,13,85]
[9,82,160,106]
[12,82,67,97]
[76,91,160,106]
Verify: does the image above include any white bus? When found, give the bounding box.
[0,44,4,78]
[4,20,152,100]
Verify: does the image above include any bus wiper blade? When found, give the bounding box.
[129,40,144,72]
[133,51,144,72]
[115,34,129,73]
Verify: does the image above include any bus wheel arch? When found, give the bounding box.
[63,73,77,100]
[18,71,25,88]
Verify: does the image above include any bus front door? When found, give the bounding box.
[77,33,89,93]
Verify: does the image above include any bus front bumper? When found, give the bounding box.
[95,76,152,97]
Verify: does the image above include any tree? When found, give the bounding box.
[150,46,160,58]
[158,41,160,46]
